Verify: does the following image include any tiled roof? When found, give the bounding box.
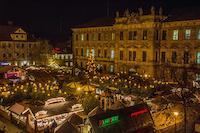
[73,17,115,28]
[0,25,19,34]
[0,25,19,41]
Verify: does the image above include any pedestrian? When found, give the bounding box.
[2,125,8,133]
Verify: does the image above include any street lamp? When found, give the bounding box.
[173,111,179,133]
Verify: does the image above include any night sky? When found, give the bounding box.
[1,0,200,42]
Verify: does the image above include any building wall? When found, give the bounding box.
[52,53,73,67]
[0,30,51,66]
[72,13,200,81]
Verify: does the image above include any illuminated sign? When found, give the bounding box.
[0,62,11,66]
[99,115,119,127]
[5,71,21,79]
[52,48,62,53]
[130,108,148,118]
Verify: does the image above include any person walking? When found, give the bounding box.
[2,125,8,133]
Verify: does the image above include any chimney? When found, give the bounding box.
[8,21,13,25]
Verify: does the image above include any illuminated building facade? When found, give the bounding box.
[52,48,73,67]
[0,25,51,66]
[72,7,200,81]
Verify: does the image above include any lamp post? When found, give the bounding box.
[173,111,179,133]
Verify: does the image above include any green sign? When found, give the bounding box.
[99,115,119,127]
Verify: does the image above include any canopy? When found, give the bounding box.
[81,84,95,92]
[66,82,82,89]
[108,87,119,91]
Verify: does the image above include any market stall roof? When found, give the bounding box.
[108,86,118,91]
[88,106,103,117]
[66,82,82,89]
[81,84,95,92]
[9,103,28,115]
[31,101,75,118]
[68,113,84,126]
[54,121,79,133]
[18,100,77,119]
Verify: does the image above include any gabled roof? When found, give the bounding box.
[0,25,23,41]
[88,106,103,117]
[9,103,28,115]
[54,121,79,133]
[0,25,19,34]
[68,113,84,125]
[72,17,115,29]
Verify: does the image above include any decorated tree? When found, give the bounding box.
[85,50,96,80]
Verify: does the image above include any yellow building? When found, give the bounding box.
[72,7,200,81]
[0,25,51,66]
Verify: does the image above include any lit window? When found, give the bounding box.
[185,29,191,40]
[86,49,89,57]
[70,62,73,66]
[197,29,200,40]
[91,34,96,41]
[81,34,84,41]
[61,55,64,59]
[196,74,200,81]
[110,65,114,73]
[111,33,115,40]
[111,50,114,59]
[173,30,179,40]
[143,30,147,40]
[196,52,200,64]
[91,48,95,57]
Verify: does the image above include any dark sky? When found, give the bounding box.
[1,0,200,42]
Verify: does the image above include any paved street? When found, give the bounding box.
[157,105,200,133]
[0,115,26,133]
